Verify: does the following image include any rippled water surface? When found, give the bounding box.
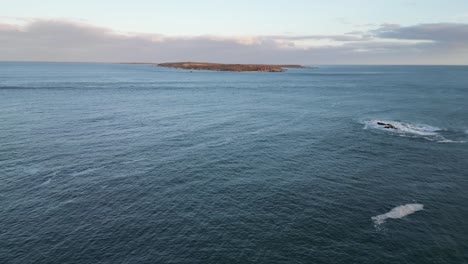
[1,62,468,263]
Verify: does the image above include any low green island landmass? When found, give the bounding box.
[157,62,309,72]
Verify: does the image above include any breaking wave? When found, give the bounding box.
[372,204,424,225]
[363,120,466,143]
[438,139,467,144]
[363,120,440,136]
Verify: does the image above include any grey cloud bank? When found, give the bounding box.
[1,20,467,64]
[376,23,468,43]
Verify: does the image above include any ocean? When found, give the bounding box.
[1,62,467,263]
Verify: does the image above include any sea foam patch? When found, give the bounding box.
[363,120,441,136]
[372,204,424,225]
[361,120,464,142]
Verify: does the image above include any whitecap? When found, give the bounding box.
[362,120,458,144]
[372,204,424,225]
[437,139,466,144]
[364,120,441,136]
[364,119,468,143]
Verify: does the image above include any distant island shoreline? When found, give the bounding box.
[121,62,313,72]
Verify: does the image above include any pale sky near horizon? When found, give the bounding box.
[1,0,468,64]
[3,0,468,35]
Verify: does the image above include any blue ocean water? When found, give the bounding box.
[1,62,467,263]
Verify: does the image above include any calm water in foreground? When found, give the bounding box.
[1,62,467,263]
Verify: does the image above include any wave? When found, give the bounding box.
[363,120,466,143]
[372,204,424,225]
[363,120,441,136]
[438,139,467,144]
[40,178,52,186]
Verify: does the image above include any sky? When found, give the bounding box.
[1,0,468,64]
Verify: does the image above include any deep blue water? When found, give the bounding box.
[1,62,467,264]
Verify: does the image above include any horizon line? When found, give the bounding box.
[1,60,468,66]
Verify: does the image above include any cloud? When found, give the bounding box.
[0,19,467,64]
[0,23,19,31]
[266,34,368,42]
[375,23,468,43]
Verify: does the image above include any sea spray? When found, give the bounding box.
[364,120,441,136]
[372,204,424,224]
[361,120,466,142]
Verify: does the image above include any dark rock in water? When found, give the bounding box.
[377,121,397,129]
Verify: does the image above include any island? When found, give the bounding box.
[157,62,309,72]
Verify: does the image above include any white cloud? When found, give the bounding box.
[0,19,467,64]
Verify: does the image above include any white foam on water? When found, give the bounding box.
[364,120,468,144]
[372,204,424,225]
[438,139,467,144]
[364,120,441,136]
[362,120,461,143]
